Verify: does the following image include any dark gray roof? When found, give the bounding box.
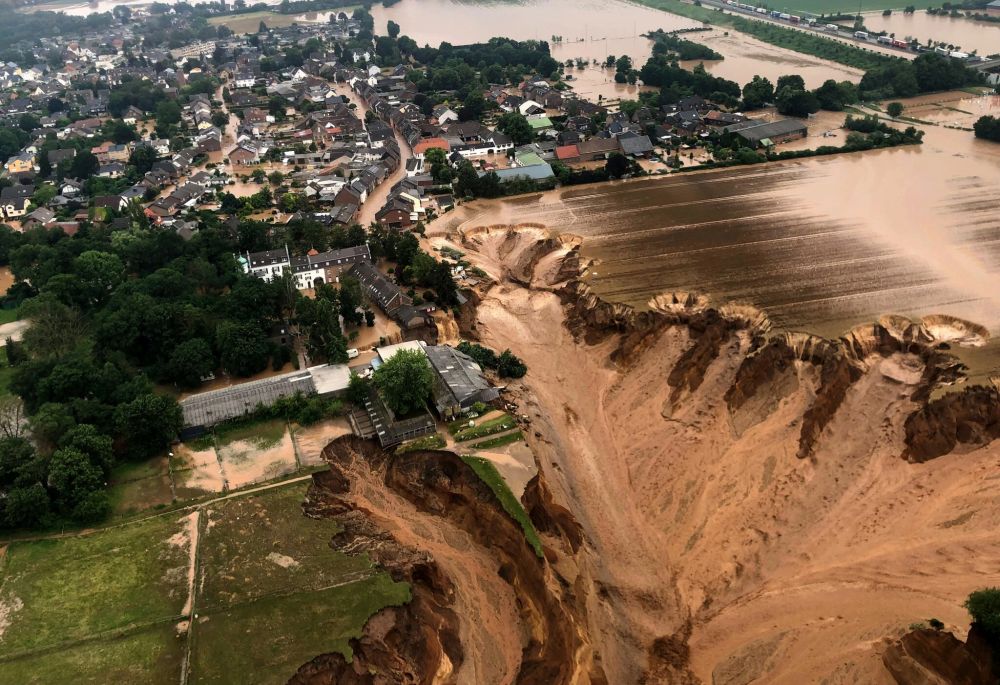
[618,133,654,155]
[349,261,404,310]
[180,369,316,428]
[425,345,500,413]
[724,118,807,144]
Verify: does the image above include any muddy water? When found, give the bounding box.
[445,99,1000,379]
[861,10,1000,55]
[373,0,859,92]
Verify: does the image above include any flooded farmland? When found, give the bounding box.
[441,96,1000,381]
[373,0,865,90]
[860,10,1000,56]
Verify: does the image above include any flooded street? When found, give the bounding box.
[860,11,1000,56]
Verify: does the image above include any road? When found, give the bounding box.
[693,0,917,60]
[335,84,414,226]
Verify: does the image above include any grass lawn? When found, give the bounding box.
[453,414,518,442]
[198,483,374,610]
[107,456,174,516]
[212,418,288,451]
[189,577,410,685]
[1,483,413,684]
[0,308,18,325]
[0,514,191,658]
[395,433,447,454]
[461,456,543,558]
[470,431,524,450]
[0,624,184,685]
[207,11,302,34]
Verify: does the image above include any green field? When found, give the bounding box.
[189,578,409,685]
[646,0,934,17]
[637,0,904,70]
[0,483,410,684]
[395,432,447,454]
[452,414,518,442]
[0,515,191,660]
[461,456,543,558]
[207,11,303,35]
[470,431,524,450]
[1,625,184,685]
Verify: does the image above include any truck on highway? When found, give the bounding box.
[854,30,869,40]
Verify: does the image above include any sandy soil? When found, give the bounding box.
[171,443,225,496]
[217,429,298,489]
[449,224,1000,684]
[334,447,527,684]
[291,418,353,466]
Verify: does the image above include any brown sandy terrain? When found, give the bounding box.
[443,224,1000,683]
[217,429,298,489]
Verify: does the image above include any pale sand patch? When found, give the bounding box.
[0,594,23,641]
[469,443,537,501]
[168,511,200,618]
[218,429,297,489]
[292,418,352,466]
[266,552,300,569]
[172,443,225,495]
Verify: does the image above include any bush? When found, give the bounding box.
[966,588,1000,645]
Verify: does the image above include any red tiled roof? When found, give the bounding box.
[413,138,451,154]
[555,144,580,160]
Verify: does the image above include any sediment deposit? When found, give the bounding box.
[291,224,1000,684]
[456,225,1000,684]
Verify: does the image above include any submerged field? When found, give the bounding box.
[0,483,408,685]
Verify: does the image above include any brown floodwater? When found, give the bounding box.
[861,10,1000,56]
[373,0,861,90]
[442,96,1000,380]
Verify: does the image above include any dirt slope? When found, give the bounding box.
[453,225,1000,684]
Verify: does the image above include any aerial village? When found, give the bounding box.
[0,0,991,474]
[0,5,834,457]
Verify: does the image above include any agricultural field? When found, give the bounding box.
[0,483,409,685]
[207,10,302,34]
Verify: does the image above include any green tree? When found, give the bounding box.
[113,393,182,460]
[373,349,433,416]
[386,19,400,38]
[168,338,215,387]
[742,75,774,110]
[775,87,820,117]
[4,482,49,528]
[776,74,806,93]
[216,320,270,376]
[129,145,159,174]
[60,424,114,476]
[886,101,904,118]
[605,152,629,179]
[496,349,527,378]
[497,112,534,145]
[48,447,103,512]
[30,402,76,446]
[973,115,1000,142]
[965,588,1000,646]
[69,150,99,179]
[74,251,125,305]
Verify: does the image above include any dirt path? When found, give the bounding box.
[0,475,314,546]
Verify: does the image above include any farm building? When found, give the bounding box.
[723,119,808,147]
[179,364,350,438]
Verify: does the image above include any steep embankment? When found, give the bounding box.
[289,436,591,685]
[456,225,1000,684]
